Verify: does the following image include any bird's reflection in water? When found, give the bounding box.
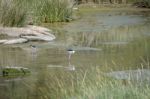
[47,48,76,71]
[65,61,75,71]
[47,62,75,71]
[66,48,76,71]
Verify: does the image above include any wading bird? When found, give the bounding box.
[67,48,75,71]
[30,45,37,55]
[67,48,75,61]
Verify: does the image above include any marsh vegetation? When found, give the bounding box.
[0,0,149,27]
[0,0,150,99]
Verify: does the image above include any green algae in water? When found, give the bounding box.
[2,67,30,77]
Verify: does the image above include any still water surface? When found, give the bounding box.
[0,10,150,99]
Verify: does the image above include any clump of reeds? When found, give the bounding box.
[34,0,74,23]
[0,0,28,27]
[0,0,74,27]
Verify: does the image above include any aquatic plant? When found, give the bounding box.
[2,67,30,76]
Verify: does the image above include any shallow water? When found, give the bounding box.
[0,9,150,99]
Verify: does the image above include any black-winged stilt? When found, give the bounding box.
[67,48,75,61]
[30,45,36,49]
[30,45,37,54]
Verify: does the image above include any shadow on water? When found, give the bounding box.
[0,10,150,99]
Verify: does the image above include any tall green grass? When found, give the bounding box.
[29,66,150,99]
[34,0,74,23]
[0,0,74,27]
[0,0,28,27]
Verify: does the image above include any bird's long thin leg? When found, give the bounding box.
[68,54,71,61]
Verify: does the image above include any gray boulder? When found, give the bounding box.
[106,69,150,83]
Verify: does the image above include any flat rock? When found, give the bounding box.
[21,35,54,41]
[0,25,56,44]
[0,40,7,44]
[4,38,28,44]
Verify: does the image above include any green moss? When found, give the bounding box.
[2,67,30,76]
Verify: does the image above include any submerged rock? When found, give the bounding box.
[106,69,150,82]
[72,47,102,51]
[2,67,30,76]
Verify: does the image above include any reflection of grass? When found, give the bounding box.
[68,22,149,48]
[75,29,134,47]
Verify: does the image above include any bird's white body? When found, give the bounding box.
[68,50,75,54]
[67,49,75,61]
[73,7,78,10]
